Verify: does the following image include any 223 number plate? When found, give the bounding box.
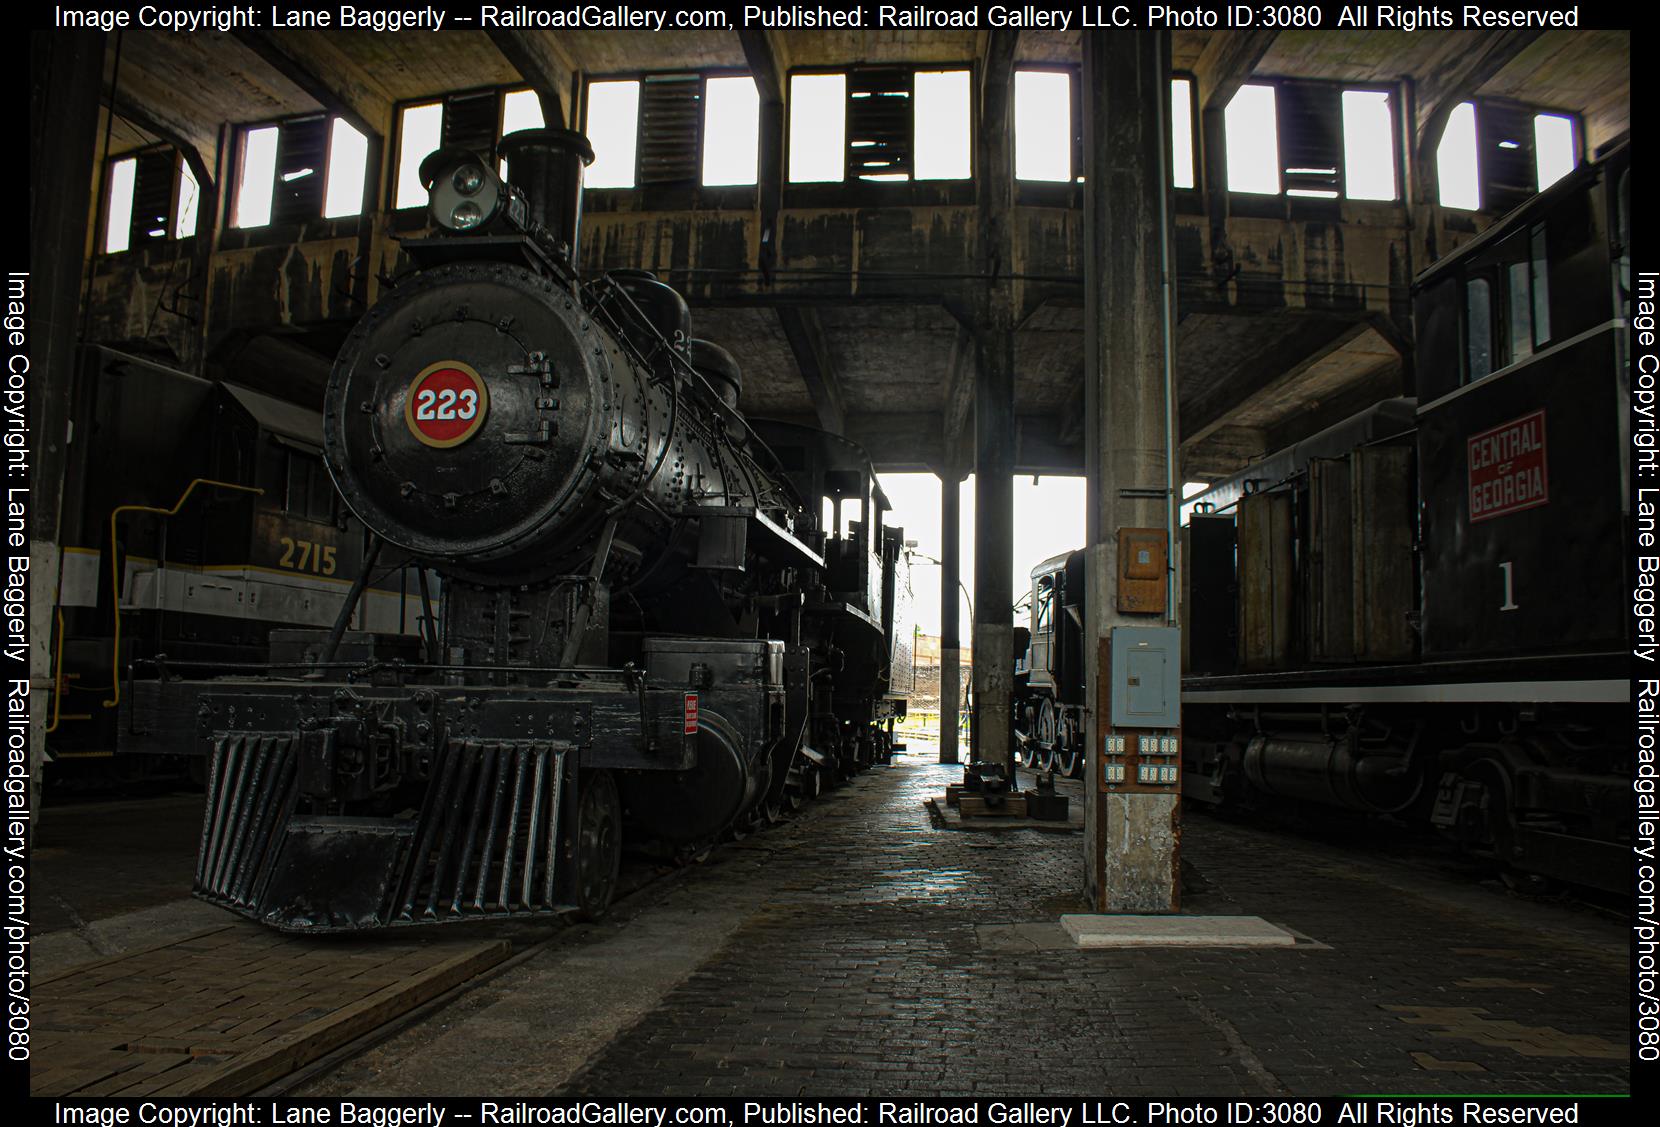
[405,361,489,448]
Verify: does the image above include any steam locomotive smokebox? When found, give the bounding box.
[497,128,594,268]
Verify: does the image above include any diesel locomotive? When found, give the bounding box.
[47,347,423,781]
[1017,140,1632,891]
[124,129,913,931]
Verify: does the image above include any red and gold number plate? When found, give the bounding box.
[405,361,489,448]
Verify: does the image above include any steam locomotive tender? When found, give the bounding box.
[128,129,912,931]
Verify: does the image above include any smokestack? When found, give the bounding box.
[498,128,595,270]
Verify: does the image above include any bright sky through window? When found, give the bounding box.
[586,81,641,188]
[1342,90,1396,201]
[174,158,199,240]
[233,126,279,228]
[876,473,1087,637]
[914,70,971,181]
[395,103,442,209]
[1014,71,1071,182]
[789,73,846,182]
[501,89,545,136]
[323,119,369,218]
[703,76,761,186]
[1437,101,1480,210]
[104,157,136,253]
[1534,113,1576,190]
[1225,84,1279,194]
[1171,78,1195,189]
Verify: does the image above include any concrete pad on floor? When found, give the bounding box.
[1061,913,1298,948]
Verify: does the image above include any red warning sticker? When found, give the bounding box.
[405,361,489,448]
[683,693,699,735]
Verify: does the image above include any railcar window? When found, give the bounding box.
[1530,223,1552,347]
[1506,261,1534,363]
[1466,278,1493,383]
[284,450,336,523]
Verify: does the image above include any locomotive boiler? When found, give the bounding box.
[126,129,912,930]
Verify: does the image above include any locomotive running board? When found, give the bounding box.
[195,733,576,932]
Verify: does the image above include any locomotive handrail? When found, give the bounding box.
[132,655,642,681]
[101,478,266,711]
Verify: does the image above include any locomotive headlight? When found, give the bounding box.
[420,146,506,234]
[452,163,485,196]
[450,201,484,229]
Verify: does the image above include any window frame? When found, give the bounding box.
[1221,76,1406,205]
[1435,98,1587,216]
[97,144,200,257]
[581,68,767,192]
[390,85,543,212]
[229,112,372,232]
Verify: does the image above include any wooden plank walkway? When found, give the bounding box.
[31,924,510,1096]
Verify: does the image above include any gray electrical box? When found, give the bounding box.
[1109,626,1181,728]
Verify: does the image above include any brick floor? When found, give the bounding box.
[560,752,1630,1097]
[32,925,510,1096]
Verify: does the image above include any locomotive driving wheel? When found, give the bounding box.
[572,769,621,921]
[1037,699,1059,758]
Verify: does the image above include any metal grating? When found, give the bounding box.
[848,66,912,181]
[395,740,568,922]
[638,75,702,185]
[195,733,300,910]
[271,115,330,226]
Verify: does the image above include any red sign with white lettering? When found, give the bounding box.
[683,693,699,735]
[405,361,489,448]
[1467,409,1549,523]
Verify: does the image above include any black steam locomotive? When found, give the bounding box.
[1019,141,1631,892]
[126,129,912,931]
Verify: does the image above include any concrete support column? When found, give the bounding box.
[939,474,961,765]
[1082,31,1180,912]
[969,29,1019,779]
[29,30,107,812]
[970,331,1014,776]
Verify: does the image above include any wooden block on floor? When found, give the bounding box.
[959,794,1028,818]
